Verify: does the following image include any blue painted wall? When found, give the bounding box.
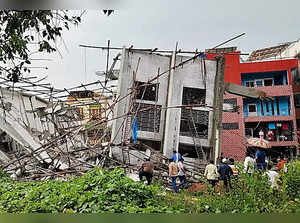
[244,96,290,117]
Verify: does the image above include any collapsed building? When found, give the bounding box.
[0,86,113,180]
[111,48,226,165]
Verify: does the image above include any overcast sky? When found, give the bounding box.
[29,0,300,89]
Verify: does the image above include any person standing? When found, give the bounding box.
[277,156,287,171]
[168,158,179,192]
[204,160,219,190]
[178,158,186,190]
[266,164,278,188]
[259,129,264,140]
[228,158,238,176]
[218,158,233,192]
[172,150,182,163]
[244,152,255,174]
[255,147,267,170]
[138,158,154,185]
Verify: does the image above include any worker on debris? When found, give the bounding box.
[178,157,186,190]
[138,158,154,185]
[169,158,179,192]
[204,160,219,191]
[172,150,182,163]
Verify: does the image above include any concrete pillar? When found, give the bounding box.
[111,47,131,144]
[211,56,226,163]
[162,51,181,159]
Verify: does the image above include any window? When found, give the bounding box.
[75,107,84,120]
[256,80,263,87]
[266,102,269,113]
[276,98,280,115]
[248,104,257,113]
[294,94,300,108]
[90,108,100,118]
[264,79,273,86]
[222,123,239,130]
[271,101,275,115]
[260,101,264,115]
[135,81,158,101]
[182,87,206,105]
[245,81,255,87]
[134,103,161,132]
[297,119,300,130]
[292,67,300,84]
[223,98,237,108]
[180,109,209,138]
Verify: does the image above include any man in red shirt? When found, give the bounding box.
[277,156,287,171]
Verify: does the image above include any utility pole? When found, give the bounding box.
[211,55,226,164]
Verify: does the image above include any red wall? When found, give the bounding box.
[207,52,298,85]
[207,52,299,160]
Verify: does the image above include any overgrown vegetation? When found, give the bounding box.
[0,161,300,213]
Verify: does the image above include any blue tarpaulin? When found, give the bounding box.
[268,123,275,130]
[132,116,138,144]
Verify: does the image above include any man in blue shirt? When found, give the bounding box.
[218,158,233,192]
[255,147,267,170]
[172,150,182,163]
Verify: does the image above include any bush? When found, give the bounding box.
[1,162,300,213]
[0,168,172,213]
[282,160,300,201]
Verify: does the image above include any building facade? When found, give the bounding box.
[207,51,299,161]
[111,48,224,162]
[66,90,111,145]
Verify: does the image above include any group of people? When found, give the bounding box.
[138,147,289,192]
[244,148,289,188]
[168,151,186,192]
[138,150,186,192]
[204,159,233,192]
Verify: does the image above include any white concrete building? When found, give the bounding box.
[111,48,224,162]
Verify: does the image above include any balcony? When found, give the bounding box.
[254,85,293,97]
[244,115,294,123]
[244,96,292,120]
[245,121,296,146]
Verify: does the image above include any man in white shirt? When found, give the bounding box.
[244,152,255,174]
[204,160,219,190]
[178,158,186,190]
[266,164,278,188]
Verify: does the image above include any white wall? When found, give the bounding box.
[111,49,218,160]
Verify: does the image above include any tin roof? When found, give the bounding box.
[247,43,292,61]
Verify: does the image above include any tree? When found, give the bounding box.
[0,10,83,82]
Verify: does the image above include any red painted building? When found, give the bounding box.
[207,49,299,161]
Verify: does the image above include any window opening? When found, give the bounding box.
[245,81,255,87]
[276,98,280,115]
[222,123,239,130]
[256,80,263,87]
[182,87,206,105]
[135,81,158,101]
[264,78,273,86]
[271,101,274,115]
[294,94,300,108]
[248,104,257,113]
